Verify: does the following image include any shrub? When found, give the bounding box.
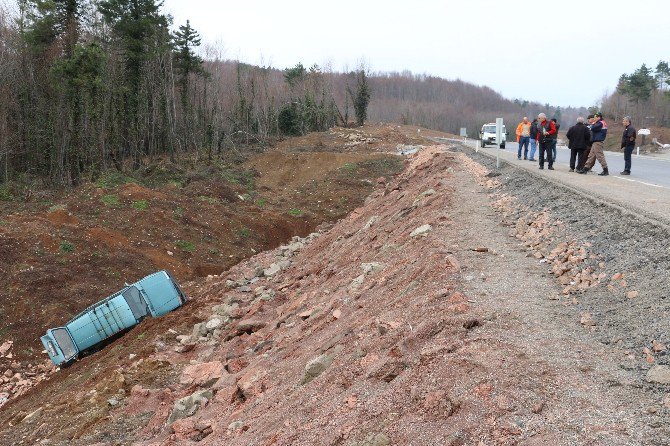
[59,240,75,253]
[175,240,195,252]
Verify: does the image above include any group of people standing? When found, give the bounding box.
[514,112,637,176]
[515,115,560,169]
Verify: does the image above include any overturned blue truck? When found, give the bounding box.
[41,270,187,367]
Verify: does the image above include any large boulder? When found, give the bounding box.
[179,361,225,387]
[168,389,213,424]
[300,354,333,385]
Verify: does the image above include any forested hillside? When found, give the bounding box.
[0,1,584,187]
[600,61,670,129]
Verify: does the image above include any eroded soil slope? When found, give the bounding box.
[0,131,405,407]
[2,140,668,446]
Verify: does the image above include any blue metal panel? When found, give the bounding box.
[136,271,183,317]
[67,295,137,352]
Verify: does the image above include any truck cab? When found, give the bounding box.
[41,270,186,367]
[480,123,507,148]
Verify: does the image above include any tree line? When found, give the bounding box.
[0,1,371,185]
[0,1,578,187]
[600,61,670,128]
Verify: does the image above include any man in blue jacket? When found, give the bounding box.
[580,112,609,176]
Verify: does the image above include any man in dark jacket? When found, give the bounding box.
[529,118,539,161]
[580,112,609,176]
[621,116,636,175]
[566,117,590,172]
[582,114,595,169]
[536,113,556,170]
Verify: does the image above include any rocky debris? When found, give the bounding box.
[410,224,433,237]
[361,262,385,274]
[580,312,597,327]
[179,361,225,387]
[349,433,391,446]
[652,340,667,353]
[263,263,282,277]
[0,341,13,356]
[646,366,670,384]
[167,389,213,424]
[171,418,213,442]
[21,407,43,423]
[300,354,333,385]
[0,352,56,408]
[361,216,379,231]
[627,290,639,299]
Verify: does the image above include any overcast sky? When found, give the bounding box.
[163,0,669,108]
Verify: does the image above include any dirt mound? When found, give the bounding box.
[87,227,131,248]
[118,182,167,201]
[46,209,80,227]
[245,151,390,190]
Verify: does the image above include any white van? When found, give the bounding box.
[480,123,507,148]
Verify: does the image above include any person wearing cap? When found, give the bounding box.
[621,116,636,175]
[566,117,590,172]
[516,117,531,160]
[580,112,608,176]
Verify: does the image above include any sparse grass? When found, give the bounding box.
[255,198,267,207]
[175,240,195,252]
[173,207,184,218]
[59,240,75,253]
[48,204,66,213]
[221,170,240,184]
[199,196,219,204]
[0,186,13,201]
[96,172,134,189]
[105,269,121,278]
[222,168,256,191]
[132,200,149,210]
[0,220,7,226]
[101,194,120,206]
[288,208,303,217]
[208,247,220,255]
[341,162,358,173]
[239,227,252,237]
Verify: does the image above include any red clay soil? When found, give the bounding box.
[0,136,404,414]
[2,142,663,445]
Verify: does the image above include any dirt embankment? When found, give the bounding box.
[0,130,406,408]
[3,136,669,445]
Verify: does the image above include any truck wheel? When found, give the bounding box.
[481,141,485,148]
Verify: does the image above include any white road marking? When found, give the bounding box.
[611,176,666,188]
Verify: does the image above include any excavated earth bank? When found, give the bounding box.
[1,143,669,446]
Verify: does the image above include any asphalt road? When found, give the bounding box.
[503,141,670,189]
[430,136,670,224]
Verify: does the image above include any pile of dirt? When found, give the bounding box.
[275,124,432,153]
